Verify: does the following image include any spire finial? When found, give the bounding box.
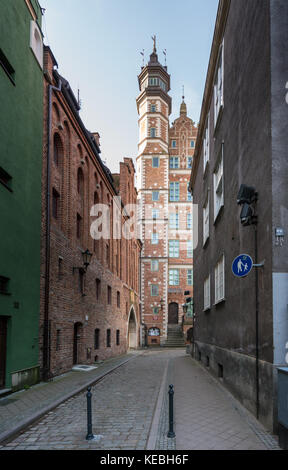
[182,85,185,101]
[151,35,157,53]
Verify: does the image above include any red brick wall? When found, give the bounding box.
[40,48,141,378]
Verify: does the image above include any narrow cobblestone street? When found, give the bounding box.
[0,349,280,451]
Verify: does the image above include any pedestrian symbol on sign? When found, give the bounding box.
[232,254,253,278]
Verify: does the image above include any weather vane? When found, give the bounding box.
[151,35,157,53]
[163,49,167,66]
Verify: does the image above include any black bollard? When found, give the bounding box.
[86,386,95,440]
[167,384,176,438]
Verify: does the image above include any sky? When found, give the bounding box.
[40,0,219,172]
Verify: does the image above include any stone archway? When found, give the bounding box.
[127,307,137,349]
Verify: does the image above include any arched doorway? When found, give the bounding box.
[73,322,83,365]
[128,307,137,349]
[168,302,179,324]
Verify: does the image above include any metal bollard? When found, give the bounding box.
[167,384,176,438]
[86,386,95,440]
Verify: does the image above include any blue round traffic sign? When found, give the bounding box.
[232,254,253,277]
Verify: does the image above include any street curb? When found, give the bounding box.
[0,352,142,445]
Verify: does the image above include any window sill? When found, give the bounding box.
[214,298,225,306]
[203,161,209,179]
[0,292,12,296]
[203,307,211,313]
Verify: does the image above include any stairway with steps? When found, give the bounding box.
[163,324,185,348]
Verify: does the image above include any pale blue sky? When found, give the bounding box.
[40,0,218,172]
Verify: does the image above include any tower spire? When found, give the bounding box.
[180,85,187,116]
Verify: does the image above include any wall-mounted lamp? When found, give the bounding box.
[160,298,164,310]
[73,249,93,273]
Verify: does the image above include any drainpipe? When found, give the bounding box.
[43,77,62,381]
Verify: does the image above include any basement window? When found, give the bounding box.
[0,166,12,192]
[218,363,223,379]
[0,49,15,85]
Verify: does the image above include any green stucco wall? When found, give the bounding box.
[0,0,43,389]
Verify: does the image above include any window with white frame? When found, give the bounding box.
[170,157,179,169]
[170,182,180,202]
[213,148,224,219]
[152,156,159,167]
[203,196,209,246]
[204,275,211,310]
[215,255,225,303]
[151,259,159,272]
[30,21,43,68]
[169,213,179,230]
[169,240,179,258]
[152,191,159,201]
[203,115,210,173]
[187,269,193,286]
[214,43,224,125]
[150,128,156,138]
[187,213,192,230]
[169,269,179,286]
[151,232,159,244]
[187,240,193,258]
[151,284,159,296]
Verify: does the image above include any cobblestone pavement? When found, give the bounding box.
[0,349,281,450]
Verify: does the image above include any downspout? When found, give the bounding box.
[43,77,62,381]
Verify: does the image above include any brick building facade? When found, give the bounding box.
[40,46,141,379]
[136,43,197,346]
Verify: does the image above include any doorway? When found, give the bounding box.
[0,317,8,388]
[128,308,137,349]
[73,322,83,365]
[168,303,179,324]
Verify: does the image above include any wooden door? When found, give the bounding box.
[168,303,179,324]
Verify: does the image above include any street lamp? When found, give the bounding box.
[73,249,93,273]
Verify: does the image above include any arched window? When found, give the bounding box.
[53,133,63,167]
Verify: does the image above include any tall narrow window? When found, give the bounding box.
[94,329,100,349]
[170,157,179,169]
[169,269,179,286]
[169,213,179,230]
[0,276,10,295]
[214,43,224,125]
[152,156,159,167]
[106,329,111,348]
[151,284,159,296]
[187,213,192,230]
[53,134,63,167]
[0,48,15,84]
[203,116,210,173]
[204,275,211,310]
[203,197,209,246]
[187,183,192,201]
[187,269,193,286]
[187,240,193,258]
[52,188,60,220]
[76,213,82,240]
[96,279,101,300]
[169,240,179,258]
[150,128,156,138]
[152,191,159,201]
[77,168,84,198]
[117,291,120,308]
[170,182,180,202]
[107,285,112,305]
[151,232,159,245]
[215,255,225,303]
[214,148,224,220]
[151,260,159,272]
[116,330,120,346]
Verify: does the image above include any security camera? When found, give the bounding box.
[240,203,257,226]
